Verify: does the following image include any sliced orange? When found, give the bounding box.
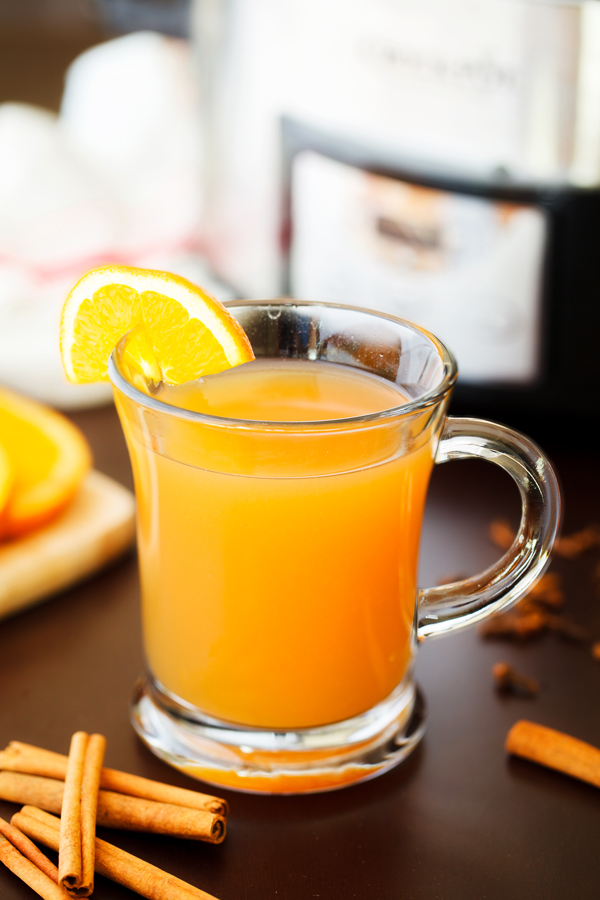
[60,265,254,386]
[0,442,13,531]
[0,386,92,540]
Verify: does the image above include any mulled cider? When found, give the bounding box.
[117,358,435,729]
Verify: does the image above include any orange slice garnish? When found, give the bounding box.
[0,386,92,540]
[60,265,254,386]
[0,442,13,532]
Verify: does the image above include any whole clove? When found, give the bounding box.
[545,614,589,643]
[489,519,516,551]
[478,567,591,646]
[479,610,547,641]
[553,525,600,560]
[525,573,565,609]
[492,663,539,697]
[489,519,600,561]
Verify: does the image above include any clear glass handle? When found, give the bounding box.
[418,417,561,639]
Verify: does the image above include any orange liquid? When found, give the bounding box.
[120,359,436,729]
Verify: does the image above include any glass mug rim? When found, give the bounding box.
[108,299,458,428]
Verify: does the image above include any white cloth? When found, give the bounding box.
[0,32,222,408]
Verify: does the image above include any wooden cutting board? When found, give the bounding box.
[0,470,136,621]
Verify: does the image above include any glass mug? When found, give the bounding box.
[110,302,560,793]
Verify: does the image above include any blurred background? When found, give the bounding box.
[0,0,211,408]
[1,0,600,440]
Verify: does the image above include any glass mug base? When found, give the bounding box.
[130,675,427,794]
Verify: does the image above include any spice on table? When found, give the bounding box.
[13,806,217,900]
[489,519,515,551]
[0,741,227,816]
[525,572,565,609]
[488,519,600,559]
[492,663,539,697]
[0,731,225,899]
[0,834,69,900]
[545,614,589,643]
[79,734,104,899]
[553,525,600,559]
[58,733,87,898]
[58,732,105,898]
[478,568,591,644]
[0,772,225,842]
[0,815,59,883]
[489,519,600,560]
[506,719,600,789]
[480,609,547,641]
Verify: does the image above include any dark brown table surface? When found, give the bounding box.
[3,21,599,900]
[1,404,600,900]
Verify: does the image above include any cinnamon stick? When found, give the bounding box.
[0,772,225,843]
[506,720,600,788]
[0,834,69,900]
[80,734,105,895]
[0,741,227,816]
[59,731,89,897]
[12,807,218,900]
[0,815,59,883]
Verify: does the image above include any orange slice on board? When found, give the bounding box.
[0,443,13,530]
[60,265,254,386]
[0,386,92,540]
